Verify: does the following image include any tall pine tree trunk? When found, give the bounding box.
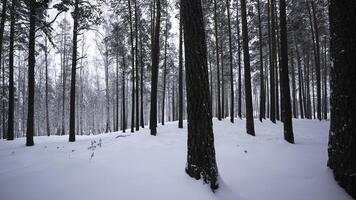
[149,0,161,135]
[7,0,16,140]
[135,0,139,131]
[26,0,36,146]
[226,0,234,123]
[182,0,219,190]
[213,0,221,120]
[269,0,276,123]
[127,0,135,133]
[178,2,183,128]
[236,0,242,119]
[69,0,79,142]
[240,0,255,136]
[279,0,294,143]
[257,0,265,122]
[328,1,356,198]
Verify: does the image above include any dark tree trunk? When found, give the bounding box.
[149,0,161,136]
[327,1,356,198]
[279,0,294,144]
[115,52,119,132]
[45,37,50,136]
[26,0,36,146]
[311,2,322,121]
[236,0,242,119]
[269,0,276,123]
[240,0,255,136]
[290,52,297,118]
[226,0,234,123]
[128,0,135,133]
[0,0,7,140]
[69,0,79,142]
[322,36,328,120]
[135,0,139,131]
[122,55,127,133]
[7,0,16,140]
[213,0,221,121]
[161,11,168,125]
[257,0,265,122]
[182,0,219,190]
[294,38,304,119]
[274,2,280,122]
[140,30,144,128]
[178,2,183,128]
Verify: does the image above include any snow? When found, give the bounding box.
[0,119,352,200]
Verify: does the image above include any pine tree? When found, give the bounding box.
[328,1,356,198]
[279,0,294,143]
[150,0,161,136]
[182,0,219,190]
[240,0,255,136]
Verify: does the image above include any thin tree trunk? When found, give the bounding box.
[135,0,139,131]
[240,0,255,136]
[7,0,16,140]
[257,0,265,122]
[178,2,183,128]
[0,0,7,139]
[122,55,127,133]
[149,0,161,135]
[214,0,221,120]
[279,0,294,143]
[26,0,36,146]
[294,38,304,119]
[127,0,135,133]
[45,37,50,136]
[69,0,79,142]
[290,51,297,118]
[236,0,242,119]
[140,30,144,128]
[311,2,322,120]
[161,9,168,125]
[269,0,276,123]
[226,0,234,123]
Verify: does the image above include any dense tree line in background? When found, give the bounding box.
[0,0,330,141]
[2,0,355,196]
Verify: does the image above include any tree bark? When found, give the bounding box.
[26,0,36,146]
[7,0,16,140]
[135,0,139,131]
[279,0,294,143]
[69,0,79,142]
[127,0,135,133]
[178,2,183,128]
[257,0,265,122]
[240,0,255,136]
[149,0,161,135]
[182,0,219,190]
[226,0,234,123]
[328,1,356,198]
[213,0,221,121]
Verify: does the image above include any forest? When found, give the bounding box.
[0,0,355,200]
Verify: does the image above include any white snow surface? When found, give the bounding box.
[0,119,352,200]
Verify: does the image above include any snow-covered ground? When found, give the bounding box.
[0,119,352,200]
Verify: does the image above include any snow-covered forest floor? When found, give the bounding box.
[0,119,352,200]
